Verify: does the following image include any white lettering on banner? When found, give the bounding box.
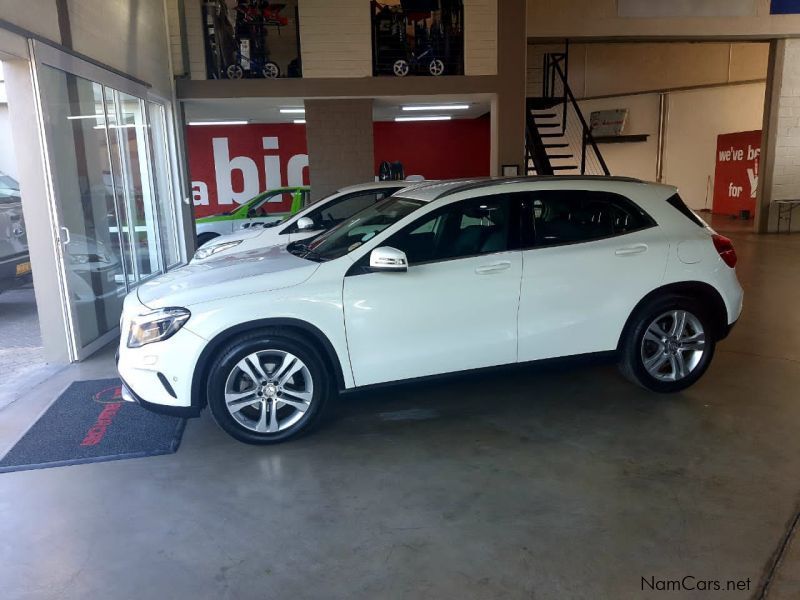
[288,154,309,186]
[263,137,283,189]
[192,181,209,206]
[747,168,758,198]
[718,145,760,163]
[213,137,260,205]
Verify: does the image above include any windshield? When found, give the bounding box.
[0,174,20,205]
[289,196,424,262]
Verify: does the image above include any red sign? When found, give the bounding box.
[713,130,761,217]
[186,118,490,218]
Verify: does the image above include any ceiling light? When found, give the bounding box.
[67,114,105,120]
[187,120,248,126]
[293,119,306,124]
[280,108,305,114]
[402,104,469,111]
[93,124,139,130]
[395,115,452,122]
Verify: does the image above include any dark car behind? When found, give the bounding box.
[0,174,31,292]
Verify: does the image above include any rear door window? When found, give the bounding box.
[525,190,655,247]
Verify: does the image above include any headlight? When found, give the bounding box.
[127,307,191,348]
[195,240,242,260]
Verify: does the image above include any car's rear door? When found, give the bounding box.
[517,188,670,362]
[342,194,523,386]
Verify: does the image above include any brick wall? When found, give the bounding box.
[165,0,185,77]
[464,0,498,76]
[305,99,375,201]
[184,0,207,80]
[768,40,800,206]
[298,1,372,78]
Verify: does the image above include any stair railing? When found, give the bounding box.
[540,53,610,177]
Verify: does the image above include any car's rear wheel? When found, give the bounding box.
[618,296,716,393]
[207,332,331,444]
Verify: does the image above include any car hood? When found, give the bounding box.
[209,226,271,244]
[196,212,236,223]
[137,244,319,309]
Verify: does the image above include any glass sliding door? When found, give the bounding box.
[36,65,128,352]
[111,90,163,282]
[147,102,181,268]
[32,42,184,359]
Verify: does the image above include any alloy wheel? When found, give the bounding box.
[262,62,280,79]
[428,58,444,76]
[226,64,244,79]
[640,310,706,382]
[393,59,410,77]
[223,350,314,433]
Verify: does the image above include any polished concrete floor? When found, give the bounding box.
[1,223,799,599]
[0,284,62,410]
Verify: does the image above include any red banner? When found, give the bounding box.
[712,130,762,217]
[186,118,490,218]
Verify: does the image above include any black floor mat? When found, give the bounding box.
[0,378,186,473]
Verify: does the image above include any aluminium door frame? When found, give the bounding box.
[30,40,169,360]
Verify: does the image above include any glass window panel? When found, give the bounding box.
[147,102,180,267]
[112,90,162,282]
[37,66,127,348]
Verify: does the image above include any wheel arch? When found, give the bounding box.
[190,318,347,411]
[617,281,730,351]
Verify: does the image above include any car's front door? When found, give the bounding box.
[516,189,670,362]
[343,195,523,386]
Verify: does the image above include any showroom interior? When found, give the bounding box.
[1,0,800,598]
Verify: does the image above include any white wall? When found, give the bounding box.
[578,93,661,182]
[0,64,16,178]
[664,82,766,209]
[577,83,766,210]
[0,105,17,178]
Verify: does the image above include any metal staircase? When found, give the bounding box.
[526,51,610,177]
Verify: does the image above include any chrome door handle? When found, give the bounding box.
[475,261,511,274]
[615,244,648,256]
[60,226,71,245]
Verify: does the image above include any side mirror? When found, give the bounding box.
[369,246,408,272]
[296,216,315,231]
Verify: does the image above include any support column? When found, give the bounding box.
[490,0,527,176]
[757,39,800,233]
[305,99,374,202]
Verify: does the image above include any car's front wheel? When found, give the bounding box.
[618,296,716,393]
[207,332,332,444]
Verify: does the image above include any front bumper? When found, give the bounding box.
[117,292,206,417]
[117,362,200,418]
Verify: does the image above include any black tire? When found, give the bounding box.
[207,331,333,444]
[196,232,219,248]
[618,294,716,393]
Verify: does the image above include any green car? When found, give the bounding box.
[195,186,310,246]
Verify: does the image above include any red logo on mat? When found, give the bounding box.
[81,402,123,446]
[93,385,123,404]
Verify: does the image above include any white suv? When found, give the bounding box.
[118,178,743,444]
[193,181,411,261]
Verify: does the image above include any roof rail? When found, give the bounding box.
[435,175,644,199]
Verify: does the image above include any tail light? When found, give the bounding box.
[712,234,737,268]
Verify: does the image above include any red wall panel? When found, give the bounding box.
[186,117,490,218]
[712,130,762,217]
[372,116,490,180]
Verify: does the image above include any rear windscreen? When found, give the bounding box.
[666,193,707,228]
